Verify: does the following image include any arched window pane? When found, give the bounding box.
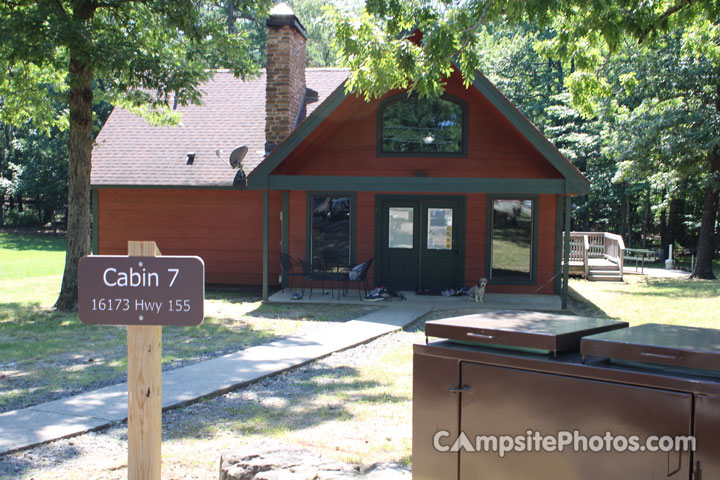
[382,96,464,153]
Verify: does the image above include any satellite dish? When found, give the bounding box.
[229,146,248,169]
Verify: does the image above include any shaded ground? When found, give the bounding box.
[0,293,378,413]
[0,329,421,480]
[0,232,378,413]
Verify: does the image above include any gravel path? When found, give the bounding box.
[0,327,422,479]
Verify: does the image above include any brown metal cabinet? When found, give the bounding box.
[459,363,691,479]
[694,395,720,479]
[413,312,720,480]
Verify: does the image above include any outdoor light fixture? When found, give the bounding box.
[186,152,195,165]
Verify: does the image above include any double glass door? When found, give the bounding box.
[377,197,464,291]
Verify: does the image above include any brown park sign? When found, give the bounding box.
[78,255,205,326]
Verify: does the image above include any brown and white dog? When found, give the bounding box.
[467,277,488,303]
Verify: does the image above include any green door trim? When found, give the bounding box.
[374,194,466,290]
[267,176,569,194]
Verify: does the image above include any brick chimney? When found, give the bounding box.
[265,2,307,153]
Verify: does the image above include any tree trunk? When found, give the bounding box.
[661,197,683,260]
[642,188,650,249]
[226,1,236,33]
[692,145,719,280]
[55,52,93,310]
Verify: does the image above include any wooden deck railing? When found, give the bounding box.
[603,232,625,275]
[564,231,626,280]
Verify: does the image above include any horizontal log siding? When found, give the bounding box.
[97,188,281,285]
[288,190,307,265]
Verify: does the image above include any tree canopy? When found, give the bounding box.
[334,0,720,278]
[0,0,273,309]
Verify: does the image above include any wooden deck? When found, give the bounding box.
[564,232,625,282]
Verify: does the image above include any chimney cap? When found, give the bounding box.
[267,2,307,39]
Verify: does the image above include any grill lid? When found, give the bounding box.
[425,310,628,355]
[582,323,720,372]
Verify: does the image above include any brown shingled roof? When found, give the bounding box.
[91,68,348,187]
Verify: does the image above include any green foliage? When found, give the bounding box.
[0,1,272,130]
[331,1,705,97]
[291,0,357,67]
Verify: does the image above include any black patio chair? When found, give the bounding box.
[342,257,374,299]
[320,247,349,272]
[279,254,303,293]
[298,258,335,299]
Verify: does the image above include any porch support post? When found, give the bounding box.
[281,191,289,289]
[562,195,571,309]
[262,190,269,301]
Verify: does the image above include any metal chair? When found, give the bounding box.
[298,258,334,299]
[342,257,374,299]
[320,248,349,272]
[279,254,303,293]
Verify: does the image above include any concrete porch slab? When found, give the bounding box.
[269,289,563,311]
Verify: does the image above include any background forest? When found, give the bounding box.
[1,0,717,264]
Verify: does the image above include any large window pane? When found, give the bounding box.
[427,208,453,250]
[388,207,414,249]
[491,199,533,280]
[311,195,351,271]
[382,96,464,154]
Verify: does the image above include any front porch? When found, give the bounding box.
[269,289,562,311]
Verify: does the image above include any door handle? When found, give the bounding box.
[467,332,498,340]
[641,351,682,361]
[667,449,682,476]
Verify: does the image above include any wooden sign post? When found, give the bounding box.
[127,241,162,480]
[78,241,205,480]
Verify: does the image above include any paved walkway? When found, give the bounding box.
[624,267,691,279]
[0,304,431,455]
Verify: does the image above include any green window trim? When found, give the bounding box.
[306,191,357,270]
[485,195,539,285]
[377,93,469,158]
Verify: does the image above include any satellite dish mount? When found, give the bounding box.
[229,146,248,169]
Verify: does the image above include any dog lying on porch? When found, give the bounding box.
[467,277,488,303]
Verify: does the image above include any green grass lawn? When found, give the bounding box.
[0,232,378,413]
[569,274,720,329]
[0,233,67,306]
